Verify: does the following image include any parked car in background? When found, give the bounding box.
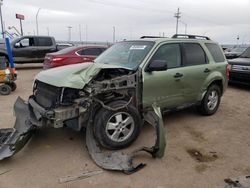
[225,46,248,59]
[0,36,58,63]
[228,47,250,85]
[56,43,74,51]
[43,45,108,69]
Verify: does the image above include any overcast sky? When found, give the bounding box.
[2,0,250,44]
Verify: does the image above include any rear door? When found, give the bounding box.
[35,37,56,61]
[179,42,212,102]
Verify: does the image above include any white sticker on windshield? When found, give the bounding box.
[130,45,147,50]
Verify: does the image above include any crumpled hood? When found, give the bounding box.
[36,63,132,89]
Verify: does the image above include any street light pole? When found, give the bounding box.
[36,8,41,36]
[179,20,187,34]
[0,0,5,38]
[112,26,115,43]
[67,26,72,41]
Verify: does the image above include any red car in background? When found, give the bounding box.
[43,45,108,69]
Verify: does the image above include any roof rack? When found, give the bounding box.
[172,34,211,40]
[140,36,167,39]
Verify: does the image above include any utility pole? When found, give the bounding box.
[47,27,49,36]
[85,24,88,44]
[67,26,72,41]
[174,7,181,35]
[0,0,5,38]
[112,26,115,43]
[36,8,42,35]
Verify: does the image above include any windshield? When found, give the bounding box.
[231,47,247,53]
[240,47,250,58]
[94,41,155,69]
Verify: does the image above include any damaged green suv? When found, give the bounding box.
[1,35,228,160]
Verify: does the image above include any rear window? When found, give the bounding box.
[240,47,250,58]
[205,43,225,62]
[36,37,53,46]
[79,48,103,56]
[54,46,77,54]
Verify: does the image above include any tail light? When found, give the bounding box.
[52,57,65,62]
[226,64,229,78]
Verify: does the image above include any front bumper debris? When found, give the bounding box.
[0,97,34,160]
[0,97,166,174]
[86,104,166,174]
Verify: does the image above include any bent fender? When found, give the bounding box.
[86,104,166,174]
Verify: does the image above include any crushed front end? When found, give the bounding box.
[0,64,166,173]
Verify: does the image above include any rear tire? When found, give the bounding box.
[197,84,221,115]
[93,100,142,150]
[7,82,17,91]
[0,84,12,95]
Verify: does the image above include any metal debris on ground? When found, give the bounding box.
[216,175,250,188]
[58,170,103,183]
[0,169,12,176]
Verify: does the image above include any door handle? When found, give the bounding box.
[174,73,183,78]
[204,68,211,73]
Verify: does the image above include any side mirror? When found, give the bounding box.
[146,60,168,72]
[14,42,21,48]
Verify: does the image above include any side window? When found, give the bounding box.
[183,43,207,66]
[150,43,181,69]
[17,38,35,47]
[100,48,107,53]
[78,48,102,56]
[36,37,53,46]
[205,43,225,62]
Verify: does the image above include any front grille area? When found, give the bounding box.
[34,81,62,109]
[232,65,250,73]
[229,71,250,84]
[33,80,81,109]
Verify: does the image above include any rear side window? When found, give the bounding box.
[36,37,53,46]
[183,43,207,66]
[150,43,181,69]
[205,43,225,62]
[78,48,103,56]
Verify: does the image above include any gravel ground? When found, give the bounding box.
[0,65,250,188]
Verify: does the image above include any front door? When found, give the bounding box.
[142,43,186,109]
[12,37,37,63]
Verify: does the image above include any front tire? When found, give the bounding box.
[197,84,221,115]
[93,100,142,150]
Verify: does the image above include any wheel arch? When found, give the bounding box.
[200,78,224,101]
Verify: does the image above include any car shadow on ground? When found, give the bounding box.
[15,63,43,70]
[228,83,250,91]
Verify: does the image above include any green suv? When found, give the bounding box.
[10,34,229,150]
